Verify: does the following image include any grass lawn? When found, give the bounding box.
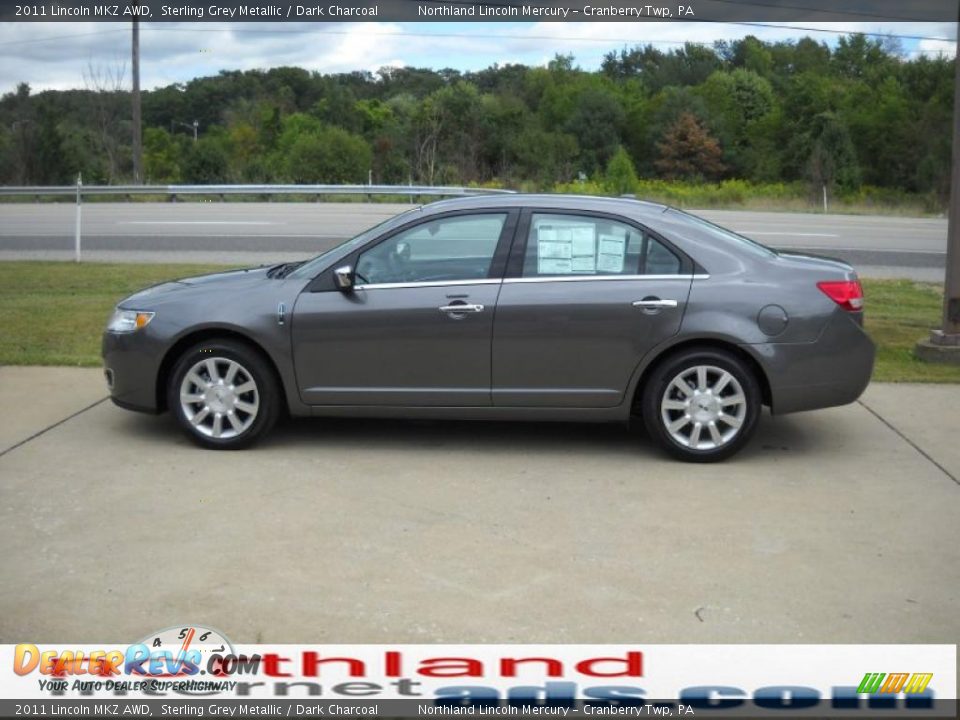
[0,262,957,383]
[861,279,960,382]
[0,262,234,367]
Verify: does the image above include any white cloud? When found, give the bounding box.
[914,37,957,58]
[1,20,955,94]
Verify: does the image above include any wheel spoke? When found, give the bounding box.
[227,411,243,432]
[187,371,208,389]
[662,399,688,411]
[668,415,691,433]
[234,399,257,414]
[713,371,734,394]
[233,381,256,395]
[180,392,204,404]
[721,393,745,407]
[689,421,703,447]
[205,359,220,383]
[190,407,210,426]
[720,411,743,429]
[224,361,240,385]
[670,379,693,398]
[211,413,223,438]
[707,421,722,445]
[696,366,708,391]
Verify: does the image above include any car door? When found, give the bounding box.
[292,210,517,406]
[492,210,693,408]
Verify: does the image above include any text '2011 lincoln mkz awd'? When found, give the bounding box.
[102,195,875,461]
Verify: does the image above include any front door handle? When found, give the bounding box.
[439,303,485,314]
[632,299,678,308]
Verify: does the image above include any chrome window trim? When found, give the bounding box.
[354,275,710,290]
[355,278,502,291]
[503,274,709,284]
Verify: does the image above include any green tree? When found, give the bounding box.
[698,69,776,178]
[805,112,861,194]
[285,126,372,183]
[144,127,181,183]
[181,137,229,183]
[563,87,625,175]
[605,146,639,195]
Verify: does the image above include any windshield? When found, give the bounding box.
[666,208,778,259]
[286,208,421,280]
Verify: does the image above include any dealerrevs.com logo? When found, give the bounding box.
[13,625,261,693]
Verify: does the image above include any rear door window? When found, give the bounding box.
[521,213,682,278]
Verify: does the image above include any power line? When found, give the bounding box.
[729,21,953,42]
[0,29,126,47]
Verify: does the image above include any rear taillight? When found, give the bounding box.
[817,280,864,311]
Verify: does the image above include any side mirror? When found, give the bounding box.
[333,265,355,291]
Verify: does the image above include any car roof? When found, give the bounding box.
[419,193,670,222]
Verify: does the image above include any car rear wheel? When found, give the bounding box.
[167,340,280,450]
[641,348,761,462]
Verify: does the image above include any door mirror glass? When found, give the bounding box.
[333,265,355,291]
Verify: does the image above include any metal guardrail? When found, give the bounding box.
[0,181,515,262]
[0,183,515,199]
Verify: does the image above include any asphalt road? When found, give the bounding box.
[0,202,948,280]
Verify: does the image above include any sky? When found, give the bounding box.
[0,20,956,94]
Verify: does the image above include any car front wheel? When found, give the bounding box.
[167,340,280,450]
[641,348,761,462]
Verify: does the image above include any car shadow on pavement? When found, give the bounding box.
[113,406,824,463]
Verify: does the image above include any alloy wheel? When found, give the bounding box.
[659,364,747,451]
[179,357,260,439]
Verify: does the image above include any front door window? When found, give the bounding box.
[356,213,507,285]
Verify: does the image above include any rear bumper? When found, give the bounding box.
[745,309,876,415]
[101,331,164,414]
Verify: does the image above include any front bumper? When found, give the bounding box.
[747,309,876,415]
[101,330,166,414]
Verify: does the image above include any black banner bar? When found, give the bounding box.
[1,698,957,718]
[0,0,956,22]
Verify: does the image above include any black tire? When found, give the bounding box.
[167,339,280,450]
[641,348,761,463]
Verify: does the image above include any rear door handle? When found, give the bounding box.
[439,303,485,313]
[632,299,678,308]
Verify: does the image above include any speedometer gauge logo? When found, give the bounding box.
[138,625,235,677]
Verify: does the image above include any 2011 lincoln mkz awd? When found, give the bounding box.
[102,195,875,462]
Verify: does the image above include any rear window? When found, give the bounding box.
[666,208,778,259]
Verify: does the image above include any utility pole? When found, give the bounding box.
[916,3,960,363]
[131,17,142,184]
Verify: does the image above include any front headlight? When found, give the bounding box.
[106,309,155,334]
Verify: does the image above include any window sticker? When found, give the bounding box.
[536,222,596,274]
[597,233,626,273]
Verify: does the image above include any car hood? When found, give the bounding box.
[119,266,272,306]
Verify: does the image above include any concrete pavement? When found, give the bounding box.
[0,367,957,646]
[0,203,948,280]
